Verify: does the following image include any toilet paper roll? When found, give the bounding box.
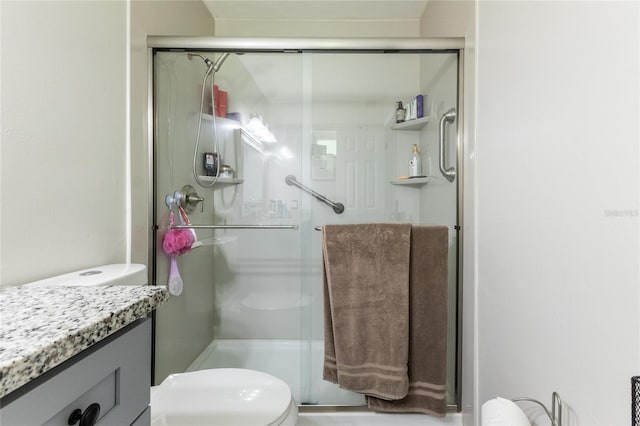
[481,397,532,426]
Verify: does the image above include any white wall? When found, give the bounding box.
[476,2,639,425]
[213,18,420,38]
[212,11,420,38]
[420,2,477,423]
[0,0,214,287]
[130,0,215,267]
[1,1,127,286]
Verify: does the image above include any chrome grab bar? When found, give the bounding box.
[438,108,456,182]
[285,175,345,214]
[171,224,298,230]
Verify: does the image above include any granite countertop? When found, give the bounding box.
[0,285,169,399]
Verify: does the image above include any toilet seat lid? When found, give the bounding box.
[151,368,293,426]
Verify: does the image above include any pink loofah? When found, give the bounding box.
[162,212,195,256]
[163,229,194,256]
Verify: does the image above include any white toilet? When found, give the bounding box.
[150,368,298,426]
[25,263,147,287]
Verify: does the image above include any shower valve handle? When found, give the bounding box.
[176,185,204,214]
[186,194,205,214]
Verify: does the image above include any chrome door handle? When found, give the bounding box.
[438,108,456,182]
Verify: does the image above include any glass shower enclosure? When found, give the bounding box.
[150,38,463,408]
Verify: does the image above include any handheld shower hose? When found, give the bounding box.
[188,53,230,188]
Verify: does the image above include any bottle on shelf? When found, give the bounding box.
[409,144,422,177]
[395,101,406,123]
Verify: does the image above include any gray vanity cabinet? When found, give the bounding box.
[0,319,151,426]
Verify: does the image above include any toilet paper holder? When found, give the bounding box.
[512,391,562,426]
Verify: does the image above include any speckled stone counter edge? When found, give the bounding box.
[0,287,169,399]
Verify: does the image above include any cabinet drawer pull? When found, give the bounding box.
[68,402,100,426]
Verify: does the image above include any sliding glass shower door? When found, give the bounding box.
[152,46,460,407]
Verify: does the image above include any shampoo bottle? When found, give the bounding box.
[409,144,422,177]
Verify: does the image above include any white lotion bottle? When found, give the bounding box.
[409,144,422,177]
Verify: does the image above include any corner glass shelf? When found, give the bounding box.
[390,177,429,187]
[388,115,430,130]
[201,114,238,124]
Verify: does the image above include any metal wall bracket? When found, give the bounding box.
[512,392,562,426]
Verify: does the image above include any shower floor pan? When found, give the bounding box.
[185,338,364,406]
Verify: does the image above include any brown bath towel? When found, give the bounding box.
[322,223,411,400]
[367,225,449,417]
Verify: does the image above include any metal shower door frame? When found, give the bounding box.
[146,36,466,413]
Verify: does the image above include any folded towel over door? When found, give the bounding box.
[367,225,449,417]
[322,223,412,400]
[322,224,449,417]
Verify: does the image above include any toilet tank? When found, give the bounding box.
[25,264,147,287]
